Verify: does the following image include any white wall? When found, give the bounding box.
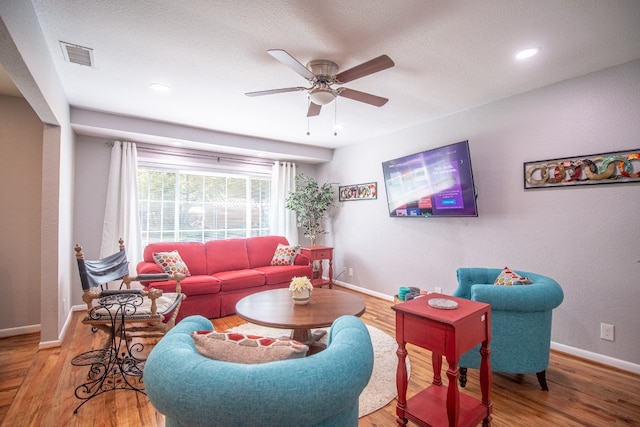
[319,59,640,367]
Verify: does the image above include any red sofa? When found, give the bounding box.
[136,236,312,320]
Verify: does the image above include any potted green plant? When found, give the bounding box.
[285,173,335,246]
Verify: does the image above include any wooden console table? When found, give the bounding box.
[393,294,492,427]
[299,246,333,288]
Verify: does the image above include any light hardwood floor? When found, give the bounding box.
[1,287,639,426]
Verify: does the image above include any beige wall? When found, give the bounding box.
[0,95,42,330]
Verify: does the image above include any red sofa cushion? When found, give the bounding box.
[169,275,222,297]
[205,239,251,274]
[143,242,207,275]
[213,269,265,291]
[252,264,313,286]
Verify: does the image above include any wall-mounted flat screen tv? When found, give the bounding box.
[381,140,478,217]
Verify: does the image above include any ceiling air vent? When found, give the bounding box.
[59,41,95,68]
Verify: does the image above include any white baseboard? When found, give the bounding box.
[334,280,394,302]
[551,342,640,375]
[39,305,87,349]
[41,305,89,349]
[0,324,40,338]
[335,280,640,376]
[38,339,61,349]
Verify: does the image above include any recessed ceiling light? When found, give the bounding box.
[170,141,183,146]
[150,82,171,92]
[515,48,540,60]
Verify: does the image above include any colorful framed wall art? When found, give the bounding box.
[338,182,377,201]
[523,149,640,189]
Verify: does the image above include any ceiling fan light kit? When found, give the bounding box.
[246,49,394,122]
[309,87,335,105]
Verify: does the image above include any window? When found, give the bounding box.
[138,168,271,246]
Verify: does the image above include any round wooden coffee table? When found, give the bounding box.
[235,288,366,352]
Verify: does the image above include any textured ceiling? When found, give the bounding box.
[4,1,640,150]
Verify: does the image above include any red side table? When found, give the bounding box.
[393,294,492,426]
[299,246,333,288]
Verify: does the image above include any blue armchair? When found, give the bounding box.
[143,315,374,427]
[453,268,564,390]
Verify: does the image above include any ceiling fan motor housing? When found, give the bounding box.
[306,60,339,105]
[306,60,339,81]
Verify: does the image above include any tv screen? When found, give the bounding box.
[381,140,478,217]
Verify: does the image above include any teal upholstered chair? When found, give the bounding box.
[453,268,564,390]
[144,315,374,427]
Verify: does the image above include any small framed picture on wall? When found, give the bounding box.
[338,182,377,201]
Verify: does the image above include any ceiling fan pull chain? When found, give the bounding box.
[334,98,338,136]
[307,96,311,136]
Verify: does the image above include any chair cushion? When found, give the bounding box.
[153,250,191,277]
[190,330,308,364]
[494,266,532,286]
[270,243,298,266]
[91,292,182,319]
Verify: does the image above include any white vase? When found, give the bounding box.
[292,288,311,305]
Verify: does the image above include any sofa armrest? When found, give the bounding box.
[294,253,311,265]
[137,261,163,275]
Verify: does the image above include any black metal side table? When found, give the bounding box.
[71,293,149,414]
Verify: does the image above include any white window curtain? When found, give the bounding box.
[270,161,298,245]
[100,141,142,274]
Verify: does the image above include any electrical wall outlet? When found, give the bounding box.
[600,323,615,341]
[435,286,442,294]
[342,266,347,275]
[348,267,354,277]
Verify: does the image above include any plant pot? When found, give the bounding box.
[291,288,311,305]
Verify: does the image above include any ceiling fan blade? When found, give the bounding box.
[338,88,389,107]
[307,102,321,117]
[245,87,307,97]
[267,49,316,81]
[335,55,394,84]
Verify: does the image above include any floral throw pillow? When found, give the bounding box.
[190,330,308,364]
[494,267,532,286]
[152,250,191,277]
[270,243,298,266]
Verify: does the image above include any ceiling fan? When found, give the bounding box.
[245,49,395,117]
